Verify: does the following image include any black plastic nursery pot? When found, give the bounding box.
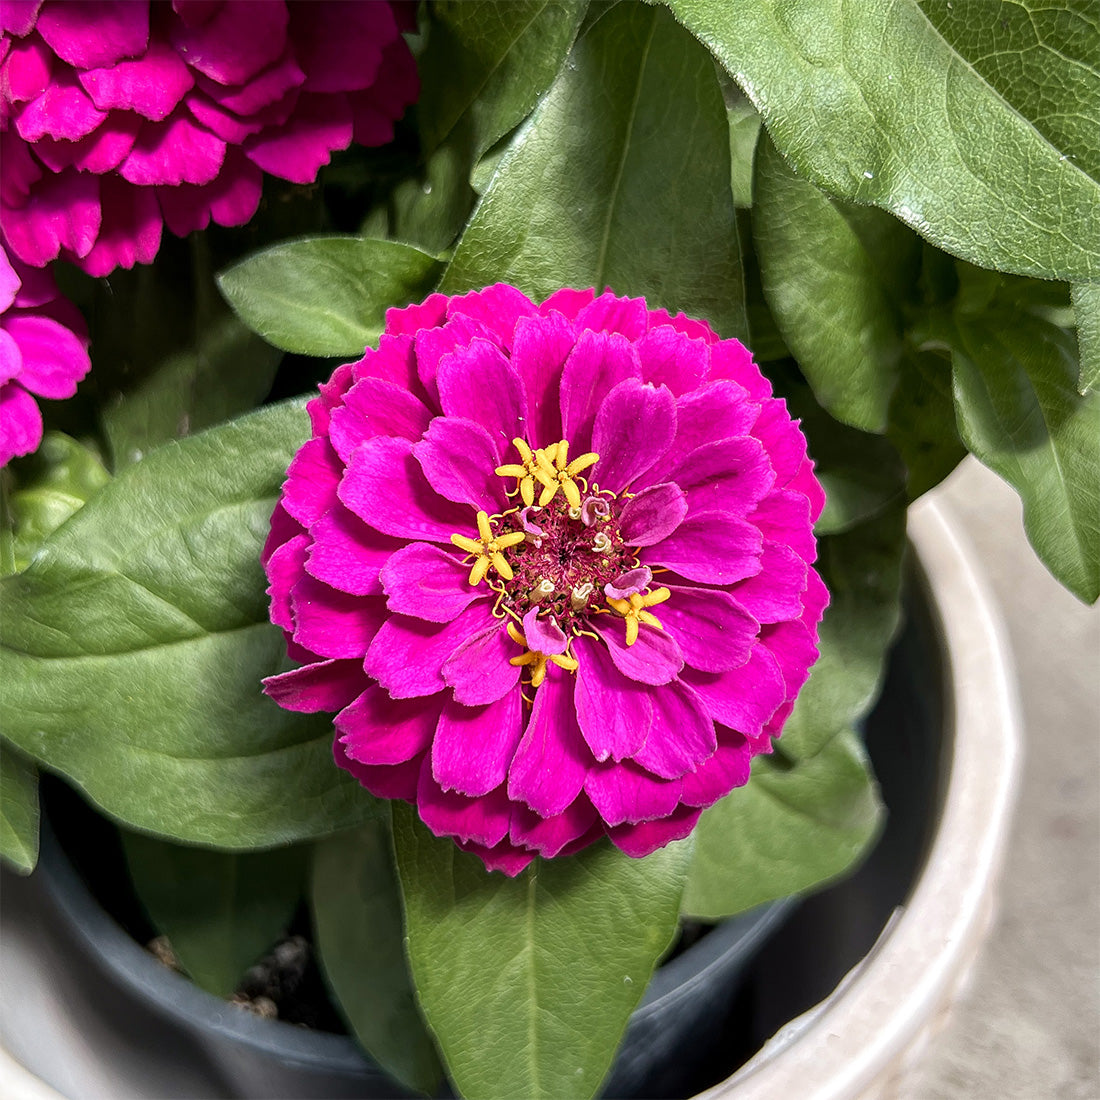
[3,503,995,1100]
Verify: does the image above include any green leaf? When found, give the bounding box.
[1,432,109,575]
[727,90,762,209]
[0,401,380,847]
[102,313,282,470]
[443,2,747,339]
[1073,282,1100,395]
[665,0,1100,282]
[121,831,307,998]
[887,346,967,500]
[394,807,691,1100]
[418,1,586,162]
[753,133,920,432]
[75,234,282,470]
[218,237,444,357]
[782,503,909,758]
[681,728,883,919]
[944,308,1100,602]
[311,819,443,1096]
[0,742,39,875]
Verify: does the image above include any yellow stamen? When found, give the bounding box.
[506,621,579,688]
[530,437,599,507]
[450,510,525,586]
[606,587,671,646]
[495,438,546,506]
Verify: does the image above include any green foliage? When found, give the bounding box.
[394,805,691,1100]
[1,432,109,575]
[217,237,444,357]
[121,831,308,998]
[443,2,747,339]
[0,743,39,875]
[665,0,1100,282]
[311,820,444,1096]
[924,286,1100,603]
[0,402,380,846]
[1073,283,1100,395]
[683,501,904,917]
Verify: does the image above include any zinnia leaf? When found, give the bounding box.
[218,237,444,357]
[394,807,691,1100]
[442,2,747,339]
[665,0,1100,283]
[0,743,39,875]
[0,400,381,847]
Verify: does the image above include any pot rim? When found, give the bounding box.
[706,491,1023,1099]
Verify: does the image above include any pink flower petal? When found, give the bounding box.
[380,542,480,622]
[417,762,513,848]
[0,253,19,314]
[641,510,763,585]
[328,376,433,464]
[0,329,22,385]
[16,73,105,143]
[80,39,194,121]
[169,0,287,85]
[680,731,752,808]
[290,579,387,660]
[455,837,534,877]
[609,804,702,857]
[413,312,493,406]
[559,330,640,456]
[670,436,776,518]
[412,416,508,514]
[432,690,523,796]
[708,337,770,400]
[732,542,808,624]
[510,795,599,858]
[337,686,442,766]
[33,112,142,175]
[0,381,42,466]
[435,337,528,452]
[71,173,161,275]
[340,435,472,543]
[594,614,684,686]
[441,621,519,705]
[539,287,593,319]
[660,584,759,673]
[292,0,392,93]
[511,309,572,449]
[634,324,709,395]
[750,489,816,563]
[262,658,367,714]
[575,291,648,340]
[631,680,716,779]
[364,604,493,699]
[244,90,351,184]
[2,314,89,398]
[761,618,819,701]
[682,646,786,737]
[120,111,226,186]
[447,284,538,351]
[618,481,687,547]
[521,608,567,656]
[386,293,448,338]
[590,378,676,493]
[264,532,308,632]
[584,761,681,827]
[335,739,423,801]
[156,145,262,236]
[36,1,149,69]
[507,667,589,816]
[1,2,44,38]
[305,502,403,598]
[573,635,652,761]
[281,436,341,528]
[194,49,304,115]
[2,37,52,104]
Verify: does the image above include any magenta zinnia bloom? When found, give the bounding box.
[263,285,827,875]
[0,241,89,465]
[0,1,417,276]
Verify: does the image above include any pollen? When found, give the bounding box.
[506,621,579,688]
[495,439,553,507]
[531,439,599,509]
[606,587,671,646]
[450,510,526,585]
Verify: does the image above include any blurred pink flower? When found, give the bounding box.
[0,0,418,276]
[0,241,89,465]
[262,285,828,875]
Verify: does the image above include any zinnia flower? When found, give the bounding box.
[1,241,89,465]
[0,1,418,276]
[263,285,827,875]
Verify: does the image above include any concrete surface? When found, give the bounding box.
[899,460,1100,1100]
